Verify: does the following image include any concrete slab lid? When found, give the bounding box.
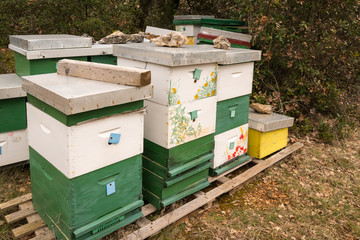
[113,42,226,66]
[174,15,215,20]
[248,108,294,132]
[198,45,261,64]
[22,73,153,115]
[8,43,113,60]
[0,74,26,99]
[9,34,92,51]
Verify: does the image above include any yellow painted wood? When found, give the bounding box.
[186,37,195,45]
[248,128,288,159]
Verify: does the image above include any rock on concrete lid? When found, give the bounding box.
[9,34,92,51]
[22,73,153,115]
[248,108,294,132]
[113,42,226,67]
[0,74,26,100]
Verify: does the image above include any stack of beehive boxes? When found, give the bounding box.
[0,74,28,167]
[211,48,261,176]
[114,43,226,209]
[173,15,215,45]
[22,65,153,239]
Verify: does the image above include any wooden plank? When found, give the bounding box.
[252,159,263,164]
[216,176,230,184]
[0,193,32,210]
[57,59,151,86]
[137,218,152,228]
[141,204,157,218]
[208,158,253,183]
[193,191,205,198]
[121,142,303,240]
[4,208,37,223]
[30,228,55,240]
[12,220,46,238]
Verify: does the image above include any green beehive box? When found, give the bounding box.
[0,74,27,133]
[143,164,210,209]
[9,35,114,76]
[215,94,250,135]
[89,55,117,65]
[143,134,214,176]
[31,147,144,240]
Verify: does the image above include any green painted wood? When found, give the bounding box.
[30,147,143,240]
[142,167,209,199]
[143,134,214,170]
[27,94,143,126]
[90,55,117,65]
[200,18,246,26]
[173,19,201,25]
[0,97,27,133]
[197,39,250,49]
[215,95,250,135]
[165,161,211,187]
[209,154,251,177]
[143,179,210,209]
[201,24,249,33]
[73,200,143,238]
[143,152,213,179]
[14,52,87,77]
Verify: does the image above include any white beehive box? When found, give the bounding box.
[216,48,261,101]
[0,129,29,167]
[22,73,153,178]
[27,103,144,178]
[212,123,248,168]
[117,58,217,106]
[114,43,225,106]
[144,97,217,149]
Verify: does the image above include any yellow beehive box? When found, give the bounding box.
[248,109,294,159]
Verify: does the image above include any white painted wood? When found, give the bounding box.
[117,58,217,106]
[144,97,217,149]
[9,44,113,60]
[175,25,201,37]
[212,124,248,168]
[200,27,252,42]
[217,62,254,101]
[0,129,29,167]
[27,103,144,178]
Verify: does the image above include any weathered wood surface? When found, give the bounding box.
[0,193,32,210]
[121,142,303,240]
[12,220,46,238]
[57,59,151,86]
[4,208,36,223]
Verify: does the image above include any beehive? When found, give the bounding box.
[173,15,215,45]
[248,108,294,159]
[0,74,28,166]
[114,43,226,208]
[210,47,261,175]
[23,71,153,239]
[9,35,115,76]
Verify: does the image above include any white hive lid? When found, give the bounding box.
[248,108,294,132]
[0,74,26,100]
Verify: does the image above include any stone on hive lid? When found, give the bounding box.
[9,34,92,51]
[248,108,294,132]
[22,73,153,115]
[0,74,26,99]
[113,42,226,67]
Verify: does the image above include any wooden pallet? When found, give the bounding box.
[0,142,302,240]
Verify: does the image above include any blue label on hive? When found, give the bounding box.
[106,181,115,196]
[108,133,121,144]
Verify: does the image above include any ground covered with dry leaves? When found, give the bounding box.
[0,130,359,240]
